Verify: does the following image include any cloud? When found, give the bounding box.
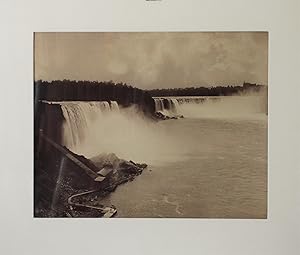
[35,32,268,88]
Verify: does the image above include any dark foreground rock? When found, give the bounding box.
[34,135,147,217]
[90,153,147,191]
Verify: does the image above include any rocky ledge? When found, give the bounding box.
[34,135,147,218]
[154,111,184,120]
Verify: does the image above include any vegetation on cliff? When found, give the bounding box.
[34,79,155,114]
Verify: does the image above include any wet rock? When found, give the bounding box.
[90,153,147,190]
[154,111,184,120]
[155,111,169,120]
[91,153,146,175]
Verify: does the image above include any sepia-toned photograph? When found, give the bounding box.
[34,32,268,218]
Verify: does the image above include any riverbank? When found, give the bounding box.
[34,134,147,217]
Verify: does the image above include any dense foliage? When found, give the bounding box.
[34,79,155,114]
[147,82,266,97]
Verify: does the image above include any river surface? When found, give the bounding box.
[100,116,267,218]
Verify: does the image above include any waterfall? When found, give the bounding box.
[60,101,119,149]
[154,97,216,116]
[100,101,110,111]
[154,99,163,112]
[154,95,266,119]
[156,99,164,112]
[54,100,182,163]
[154,98,180,117]
[171,99,180,114]
[110,101,119,111]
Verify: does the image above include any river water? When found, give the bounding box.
[100,115,267,218]
[59,96,267,218]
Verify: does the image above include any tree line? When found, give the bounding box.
[147,82,267,97]
[34,79,155,114]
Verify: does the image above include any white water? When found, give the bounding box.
[55,95,267,217]
[110,101,119,111]
[61,101,113,149]
[60,101,183,164]
[101,117,267,218]
[58,94,266,165]
[154,94,267,120]
[153,98,182,117]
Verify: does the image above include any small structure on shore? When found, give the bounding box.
[97,166,114,177]
[35,132,147,218]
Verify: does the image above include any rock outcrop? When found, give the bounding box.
[34,134,147,217]
[155,111,184,120]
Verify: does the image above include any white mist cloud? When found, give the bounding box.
[69,106,187,165]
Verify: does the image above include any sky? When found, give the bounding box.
[34,32,268,89]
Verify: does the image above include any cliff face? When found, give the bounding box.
[34,102,64,153]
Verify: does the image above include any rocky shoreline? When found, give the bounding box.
[34,134,147,218]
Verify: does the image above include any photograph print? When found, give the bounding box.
[34,32,268,218]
